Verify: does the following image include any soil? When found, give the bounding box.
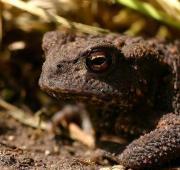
[0,110,180,170]
[0,109,126,170]
[0,111,105,170]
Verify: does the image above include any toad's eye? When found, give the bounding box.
[86,51,113,73]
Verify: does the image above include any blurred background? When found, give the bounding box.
[0,0,180,119]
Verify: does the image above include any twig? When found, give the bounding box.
[0,98,95,148]
[115,0,180,29]
[1,0,109,34]
[100,165,125,170]
[69,123,95,148]
[0,98,48,130]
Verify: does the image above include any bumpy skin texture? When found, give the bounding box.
[39,31,180,169]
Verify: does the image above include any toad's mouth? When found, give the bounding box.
[42,85,133,108]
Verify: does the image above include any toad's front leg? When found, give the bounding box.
[117,113,180,169]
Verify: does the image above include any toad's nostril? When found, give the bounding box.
[56,64,64,73]
[57,64,63,69]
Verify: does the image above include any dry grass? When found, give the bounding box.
[0,0,180,130]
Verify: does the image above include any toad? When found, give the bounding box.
[39,31,180,169]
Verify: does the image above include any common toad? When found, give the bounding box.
[39,31,180,169]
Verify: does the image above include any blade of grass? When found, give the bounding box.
[1,0,109,34]
[0,2,2,48]
[156,0,180,21]
[115,0,180,29]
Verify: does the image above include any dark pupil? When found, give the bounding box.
[91,56,106,65]
[86,51,112,73]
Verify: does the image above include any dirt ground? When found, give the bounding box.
[0,111,105,170]
[0,108,130,170]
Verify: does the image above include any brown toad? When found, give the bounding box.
[39,31,180,169]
